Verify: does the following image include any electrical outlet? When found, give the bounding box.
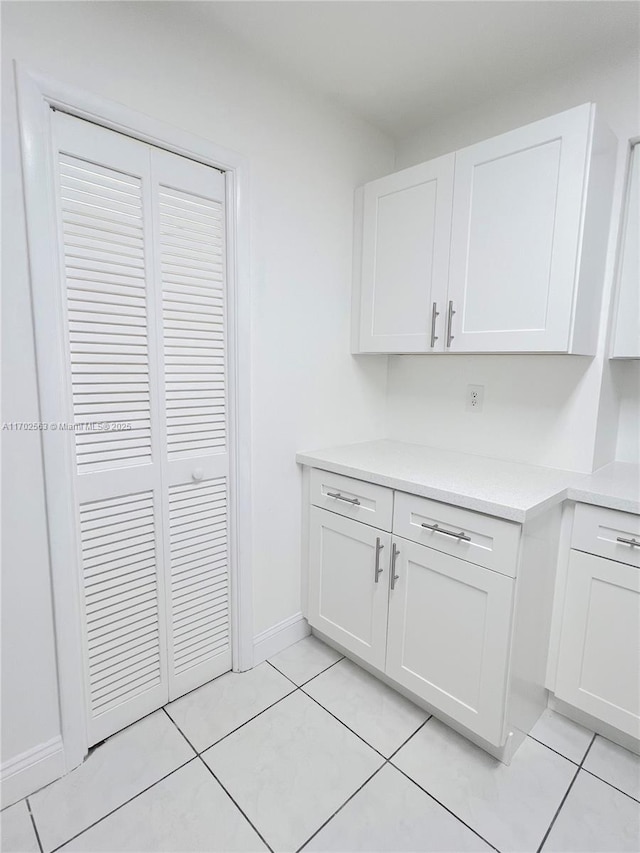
[466,384,484,412]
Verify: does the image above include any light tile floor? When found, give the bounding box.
[1,636,638,853]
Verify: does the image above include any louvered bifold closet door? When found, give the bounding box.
[151,149,232,699]
[53,112,169,745]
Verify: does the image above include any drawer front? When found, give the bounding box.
[393,491,521,577]
[572,503,640,568]
[310,469,393,531]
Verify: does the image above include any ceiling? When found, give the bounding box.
[191,1,639,139]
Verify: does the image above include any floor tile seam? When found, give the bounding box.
[386,716,432,761]
[264,659,304,688]
[525,734,584,766]
[299,656,345,687]
[580,767,640,804]
[535,732,597,853]
[197,755,275,853]
[161,706,199,754]
[25,797,44,853]
[298,687,390,761]
[45,756,198,853]
[295,763,387,853]
[166,684,298,756]
[388,761,501,853]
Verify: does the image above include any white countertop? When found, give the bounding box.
[568,462,640,515]
[296,440,640,522]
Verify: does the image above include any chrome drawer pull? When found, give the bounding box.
[374,537,384,583]
[616,536,639,547]
[390,543,400,590]
[326,491,360,506]
[421,522,471,542]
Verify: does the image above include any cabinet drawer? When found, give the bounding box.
[572,503,640,568]
[310,469,393,531]
[393,491,521,577]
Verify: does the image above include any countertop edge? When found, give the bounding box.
[296,452,640,520]
[295,451,565,523]
[565,488,640,516]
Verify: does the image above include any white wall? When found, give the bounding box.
[387,49,639,473]
[613,362,640,463]
[1,0,393,772]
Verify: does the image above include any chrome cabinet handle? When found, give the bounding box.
[374,537,384,583]
[617,536,639,547]
[390,543,400,590]
[421,522,471,542]
[446,300,455,348]
[430,302,439,348]
[326,491,360,506]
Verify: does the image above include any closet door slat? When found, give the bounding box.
[55,112,170,746]
[59,153,153,473]
[153,148,231,699]
[159,184,227,461]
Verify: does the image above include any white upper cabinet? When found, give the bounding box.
[353,104,617,354]
[449,105,606,353]
[357,155,455,352]
[611,141,640,359]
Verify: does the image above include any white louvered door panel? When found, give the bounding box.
[151,149,232,699]
[53,112,170,744]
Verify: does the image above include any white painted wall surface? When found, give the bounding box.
[1,106,62,761]
[613,363,640,464]
[387,50,639,472]
[1,0,393,770]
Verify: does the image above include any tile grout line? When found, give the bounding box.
[25,798,44,853]
[299,656,345,687]
[264,659,305,687]
[167,684,298,757]
[299,687,389,762]
[520,732,639,804]
[267,656,343,687]
[191,660,440,852]
[297,714,434,851]
[272,658,434,763]
[161,706,199,754]
[295,764,387,853]
[47,757,197,853]
[526,733,584,766]
[535,732,597,853]
[580,767,640,805]
[197,756,275,853]
[389,762,501,853]
[386,715,432,761]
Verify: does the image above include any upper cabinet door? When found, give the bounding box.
[611,141,640,359]
[357,155,455,353]
[447,104,594,352]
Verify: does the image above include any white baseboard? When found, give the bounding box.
[1,736,65,807]
[253,612,310,666]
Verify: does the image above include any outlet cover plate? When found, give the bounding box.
[466,384,484,412]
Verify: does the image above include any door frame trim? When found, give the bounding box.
[15,62,254,772]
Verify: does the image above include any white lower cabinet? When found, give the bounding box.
[385,539,514,745]
[308,507,390,670]
[305,474,537,756]
[555,549,640,739]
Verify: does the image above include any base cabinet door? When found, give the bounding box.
[385,538,514,745]
[308,507,391,669]
[555,550,640,738]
